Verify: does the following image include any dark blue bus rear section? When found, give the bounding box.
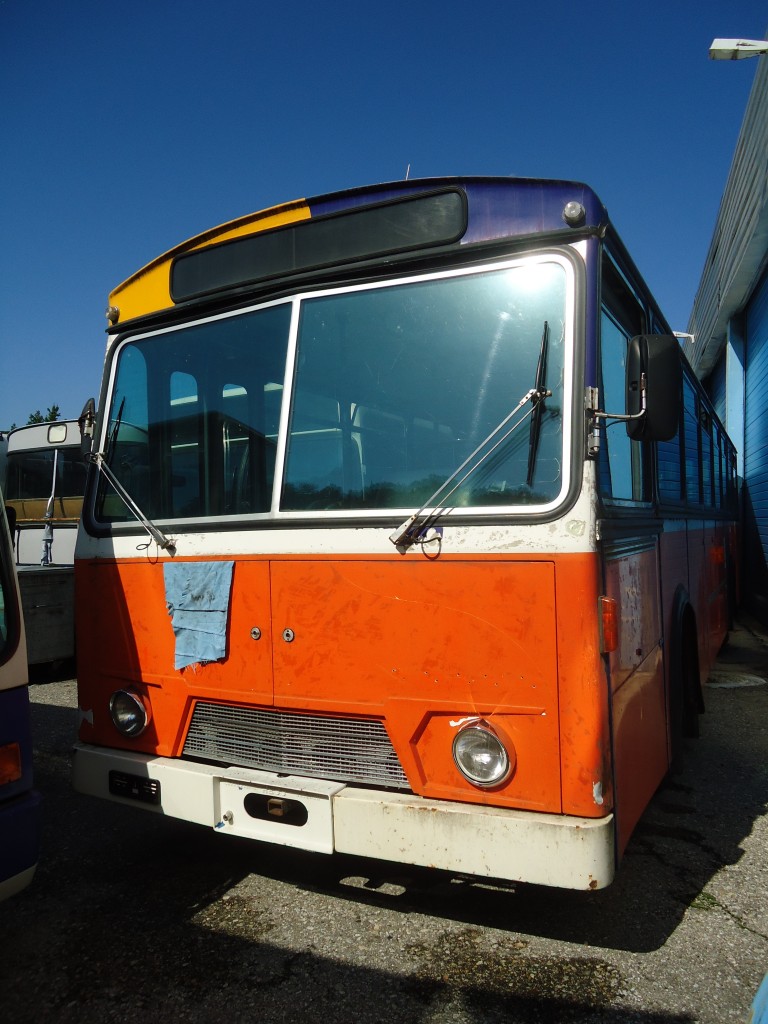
[0,685,41,900]
[0,483,41,901]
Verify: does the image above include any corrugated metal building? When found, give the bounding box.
[687,47,768,621]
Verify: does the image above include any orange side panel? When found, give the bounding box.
[603,543,667,854]
[703,522,729,674]
[553,555,611,818]
[685,520,729,685]
[611,647,665,854]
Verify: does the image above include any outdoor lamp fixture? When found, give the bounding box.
[709,38,768,60]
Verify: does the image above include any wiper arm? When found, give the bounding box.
[87,451,176,555]
[526,321,550,486]
[106,397,125,462]
[389,385,543,549]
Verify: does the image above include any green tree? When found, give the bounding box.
[26,405,60,424]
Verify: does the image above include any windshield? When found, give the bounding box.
[95,255,571,525]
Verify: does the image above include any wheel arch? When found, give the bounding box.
[667,586,703,755]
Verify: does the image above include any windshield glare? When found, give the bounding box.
[97,257,570,524]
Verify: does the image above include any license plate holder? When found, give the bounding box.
[213,769,344,853]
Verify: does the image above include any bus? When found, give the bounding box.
[0,482,41,901]
[71,177,738,890]
[4,420,87,667]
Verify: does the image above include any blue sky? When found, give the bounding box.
[1,0,766,429]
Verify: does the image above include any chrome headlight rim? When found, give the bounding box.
[109,689,149,738]
[451,721,512,788]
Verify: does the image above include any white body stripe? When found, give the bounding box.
[75,463,599,561]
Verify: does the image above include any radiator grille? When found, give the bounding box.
[183,703,410,790]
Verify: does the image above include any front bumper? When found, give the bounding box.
[71,742,616,890]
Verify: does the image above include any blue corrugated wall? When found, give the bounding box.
[708,354,727,424]
[744,266,768,617]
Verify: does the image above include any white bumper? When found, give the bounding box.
[71,742,616,890]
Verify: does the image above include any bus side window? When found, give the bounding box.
[716,429,725,509]
[657,420,683,503]
[700,404,714,508]
[598,308,647,502]
[657,347,685,505]
[682,375,701,505]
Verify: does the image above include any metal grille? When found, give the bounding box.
[183,703,410,790]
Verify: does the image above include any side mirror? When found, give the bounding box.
[626,335,681,441]
[78,398,97,461]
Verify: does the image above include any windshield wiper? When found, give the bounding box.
[87,437,176,555]
[526,321,550,487]
[106,397,125,461]
[389,383,545,549]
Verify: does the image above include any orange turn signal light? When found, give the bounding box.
[0,742,22,786]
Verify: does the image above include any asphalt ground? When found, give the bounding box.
[2,618,767,1023]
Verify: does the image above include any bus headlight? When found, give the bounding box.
[452,722,512,787]
[109,690,149,738]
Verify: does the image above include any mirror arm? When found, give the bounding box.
[592,371,647,424]
[588,373,647,457]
